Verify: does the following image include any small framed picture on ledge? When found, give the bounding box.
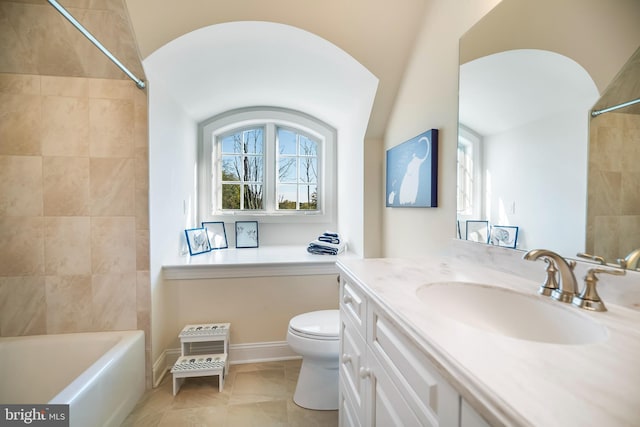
[235,221,259,248]
[202,221,228,250]
[184,227,212,255]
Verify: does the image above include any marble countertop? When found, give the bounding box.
[336,255,640,427]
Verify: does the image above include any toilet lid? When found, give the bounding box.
[289,310,339,338]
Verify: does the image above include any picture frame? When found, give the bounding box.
[456,220,462,239]
[202,221,228,250]
[386,129,438,208]
[489,225,519,249]
[465,220,489,243]
[184,227,212,255]
[235,221,259,248]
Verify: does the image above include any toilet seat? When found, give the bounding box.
[288,310,339,341]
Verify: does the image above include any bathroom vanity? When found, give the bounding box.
[336,255,640,426]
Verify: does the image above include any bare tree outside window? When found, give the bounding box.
[276,128,318,211]
[221,128,264,210]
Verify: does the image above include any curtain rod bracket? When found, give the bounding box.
[47,0,146,90]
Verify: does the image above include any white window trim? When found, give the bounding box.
[457,124,483,221]
[198,107,337,224]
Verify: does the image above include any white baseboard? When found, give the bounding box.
[152,341,299,387]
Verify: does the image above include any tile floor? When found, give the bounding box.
[121,359,338,427]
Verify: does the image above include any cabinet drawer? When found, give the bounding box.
[339,312,366,420]
[341,278,367,335]
[368,305,458,427]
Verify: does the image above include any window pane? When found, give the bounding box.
[222,184,240,209]
[299,136,318,156]
[221,134,238,154]
[244,184,263,210]
[299,185,318,210]
[278,128,297,155]
[222,155,241,181]
[244,155,264,183]
[278,158,297,182]
[242,129,263,154]
[277,184,297,210]
[299,158,317,183]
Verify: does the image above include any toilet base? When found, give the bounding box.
[293,358,339,410]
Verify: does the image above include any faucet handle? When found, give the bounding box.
[577,252,606,265]
[572,267,625,312]
[538,257,559,296]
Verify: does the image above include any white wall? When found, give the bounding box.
[147,79,198,362]
[483,109,588,255]
[382,0,502,257]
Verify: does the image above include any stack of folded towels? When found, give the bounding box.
[307,231,345,255]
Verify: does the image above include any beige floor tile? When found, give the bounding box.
[121,360,337,427]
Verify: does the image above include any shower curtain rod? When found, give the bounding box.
[591,97,640,117]
[46,0,146,89]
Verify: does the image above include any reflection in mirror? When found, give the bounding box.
[586,47,640,266]
[457,49,598,256]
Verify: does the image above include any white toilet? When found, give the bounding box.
[287,309,340,410]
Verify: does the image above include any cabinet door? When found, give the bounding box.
[340,311,366,424]
[366,352,423,427]
[339,381,362,427]
[461,399,491,427]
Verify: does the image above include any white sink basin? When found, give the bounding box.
[416,282,608,345]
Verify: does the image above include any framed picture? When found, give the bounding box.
[386,129,438,208]
[184,227,212,255]
[465,220,489,243]
[489,225,519,249]
[235,221,259,248]
[202,221,228,250]
[456,220,462,239]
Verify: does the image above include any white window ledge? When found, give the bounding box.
[162,245,349,280]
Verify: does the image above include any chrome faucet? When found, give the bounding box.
[523,249,578,303]
[617,248,640,270]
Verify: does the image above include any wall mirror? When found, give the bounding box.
[456,0,640,268]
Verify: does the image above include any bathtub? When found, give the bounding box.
[0,330,145,427]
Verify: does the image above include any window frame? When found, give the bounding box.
[198,107,336,224]
[457,125,483,220]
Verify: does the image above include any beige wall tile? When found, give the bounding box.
[91,272,137,330]
[41,95,90,156]
[588,170,621,216]
[89,78,135,100]
[90,157,135,215]
[0,93,42,155]
[0,216,44,276]
[0,74,40,95]
[621,172,640,215]
[91,216,136,273]
[41,75,89,97]
[44,216,91,275]
[0,155,43,216]
[135,187,149,231]
[46,158,88,210]
[0,275,46,336]
[136,229,149,271]
[45,274,93,334]
[89,98,134,157]
[43,156,90,215]
[0,7,39,76]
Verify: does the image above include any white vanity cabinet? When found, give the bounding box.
[339,272,489,427]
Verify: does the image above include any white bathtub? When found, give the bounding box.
[0,330,145,427]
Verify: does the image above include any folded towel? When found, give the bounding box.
[317,231,341,244]
[307,239,345,255]
[318,235,340,244]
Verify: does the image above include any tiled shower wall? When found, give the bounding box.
[0,73,151,374]
[587,112,640,261]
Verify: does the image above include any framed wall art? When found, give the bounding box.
[202,221,228,250]
[235,221,259,248]
[465,220,489,244]
[184,227,212,255]
[386,129,438,208]
[489,225,519,249]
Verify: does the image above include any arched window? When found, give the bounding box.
[198,107,336,224]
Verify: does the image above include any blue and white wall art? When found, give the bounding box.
[386,129,438,207]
